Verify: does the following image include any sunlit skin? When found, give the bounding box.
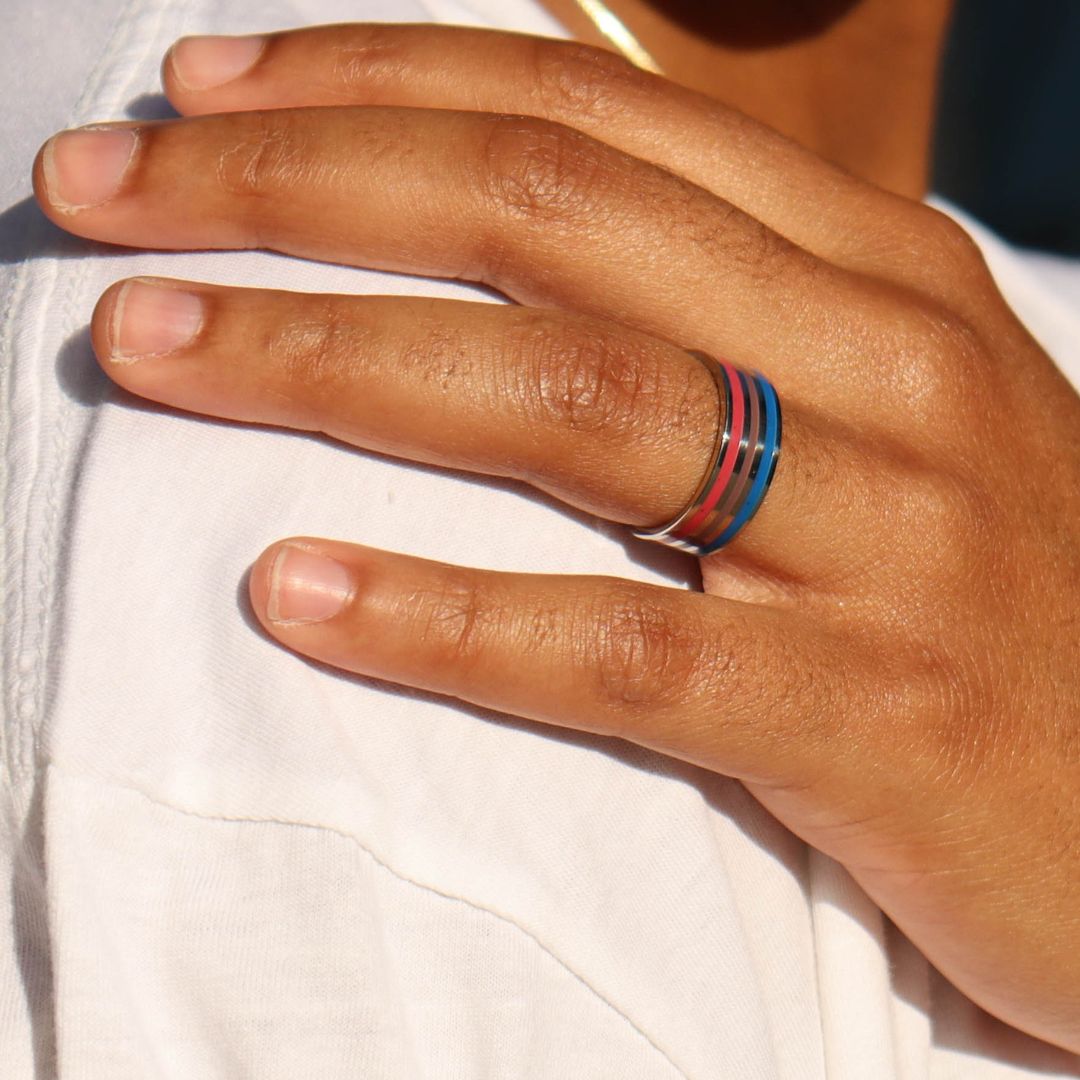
[539,0,953,196]
[29,7,1080,1057]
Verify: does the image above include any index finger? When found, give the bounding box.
[161,22,922,276]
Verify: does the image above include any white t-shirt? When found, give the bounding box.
[2,0,1079,1076]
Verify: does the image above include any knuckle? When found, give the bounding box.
[683,188,805,285]
[885,466,997,586]
[529,37,650,125]
[582,584,712,716]
[888,301,994,428]
[216,111,312,205]
[513,320,668,438]
[921,475,987,554]
[399,322,477,392]
[411,572,498,674]
[886,638,1002,782]
[473,113,611,226]
[267,298,363,403]
[326,25,408,96]
[911,205,993,281]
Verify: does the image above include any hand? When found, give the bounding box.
[32,23,1080,1053]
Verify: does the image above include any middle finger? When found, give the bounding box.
[34,105,908,421]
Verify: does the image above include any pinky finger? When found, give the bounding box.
[248,535,850,788]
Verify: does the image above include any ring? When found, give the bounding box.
[632,350,782,557]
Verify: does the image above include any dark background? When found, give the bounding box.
[933,0,1080,254]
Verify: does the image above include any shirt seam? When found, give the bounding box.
[2,0,174,796]
[49,760,692,1080]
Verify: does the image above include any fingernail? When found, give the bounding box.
[267,544,356,625]
[42,126,138,213]
[169,34,267,90]
[109,279,204,364]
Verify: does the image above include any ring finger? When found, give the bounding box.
[93,276,903,589]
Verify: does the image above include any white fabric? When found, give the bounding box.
[2,0,1079,1076]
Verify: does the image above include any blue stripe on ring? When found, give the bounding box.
[701,372,780,552]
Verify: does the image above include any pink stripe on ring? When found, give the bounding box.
[677,361,744,537]
[704,370,762,544]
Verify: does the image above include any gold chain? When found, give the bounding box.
[568,0,664,74]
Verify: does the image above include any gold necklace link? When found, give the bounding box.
[569,0,664,74]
